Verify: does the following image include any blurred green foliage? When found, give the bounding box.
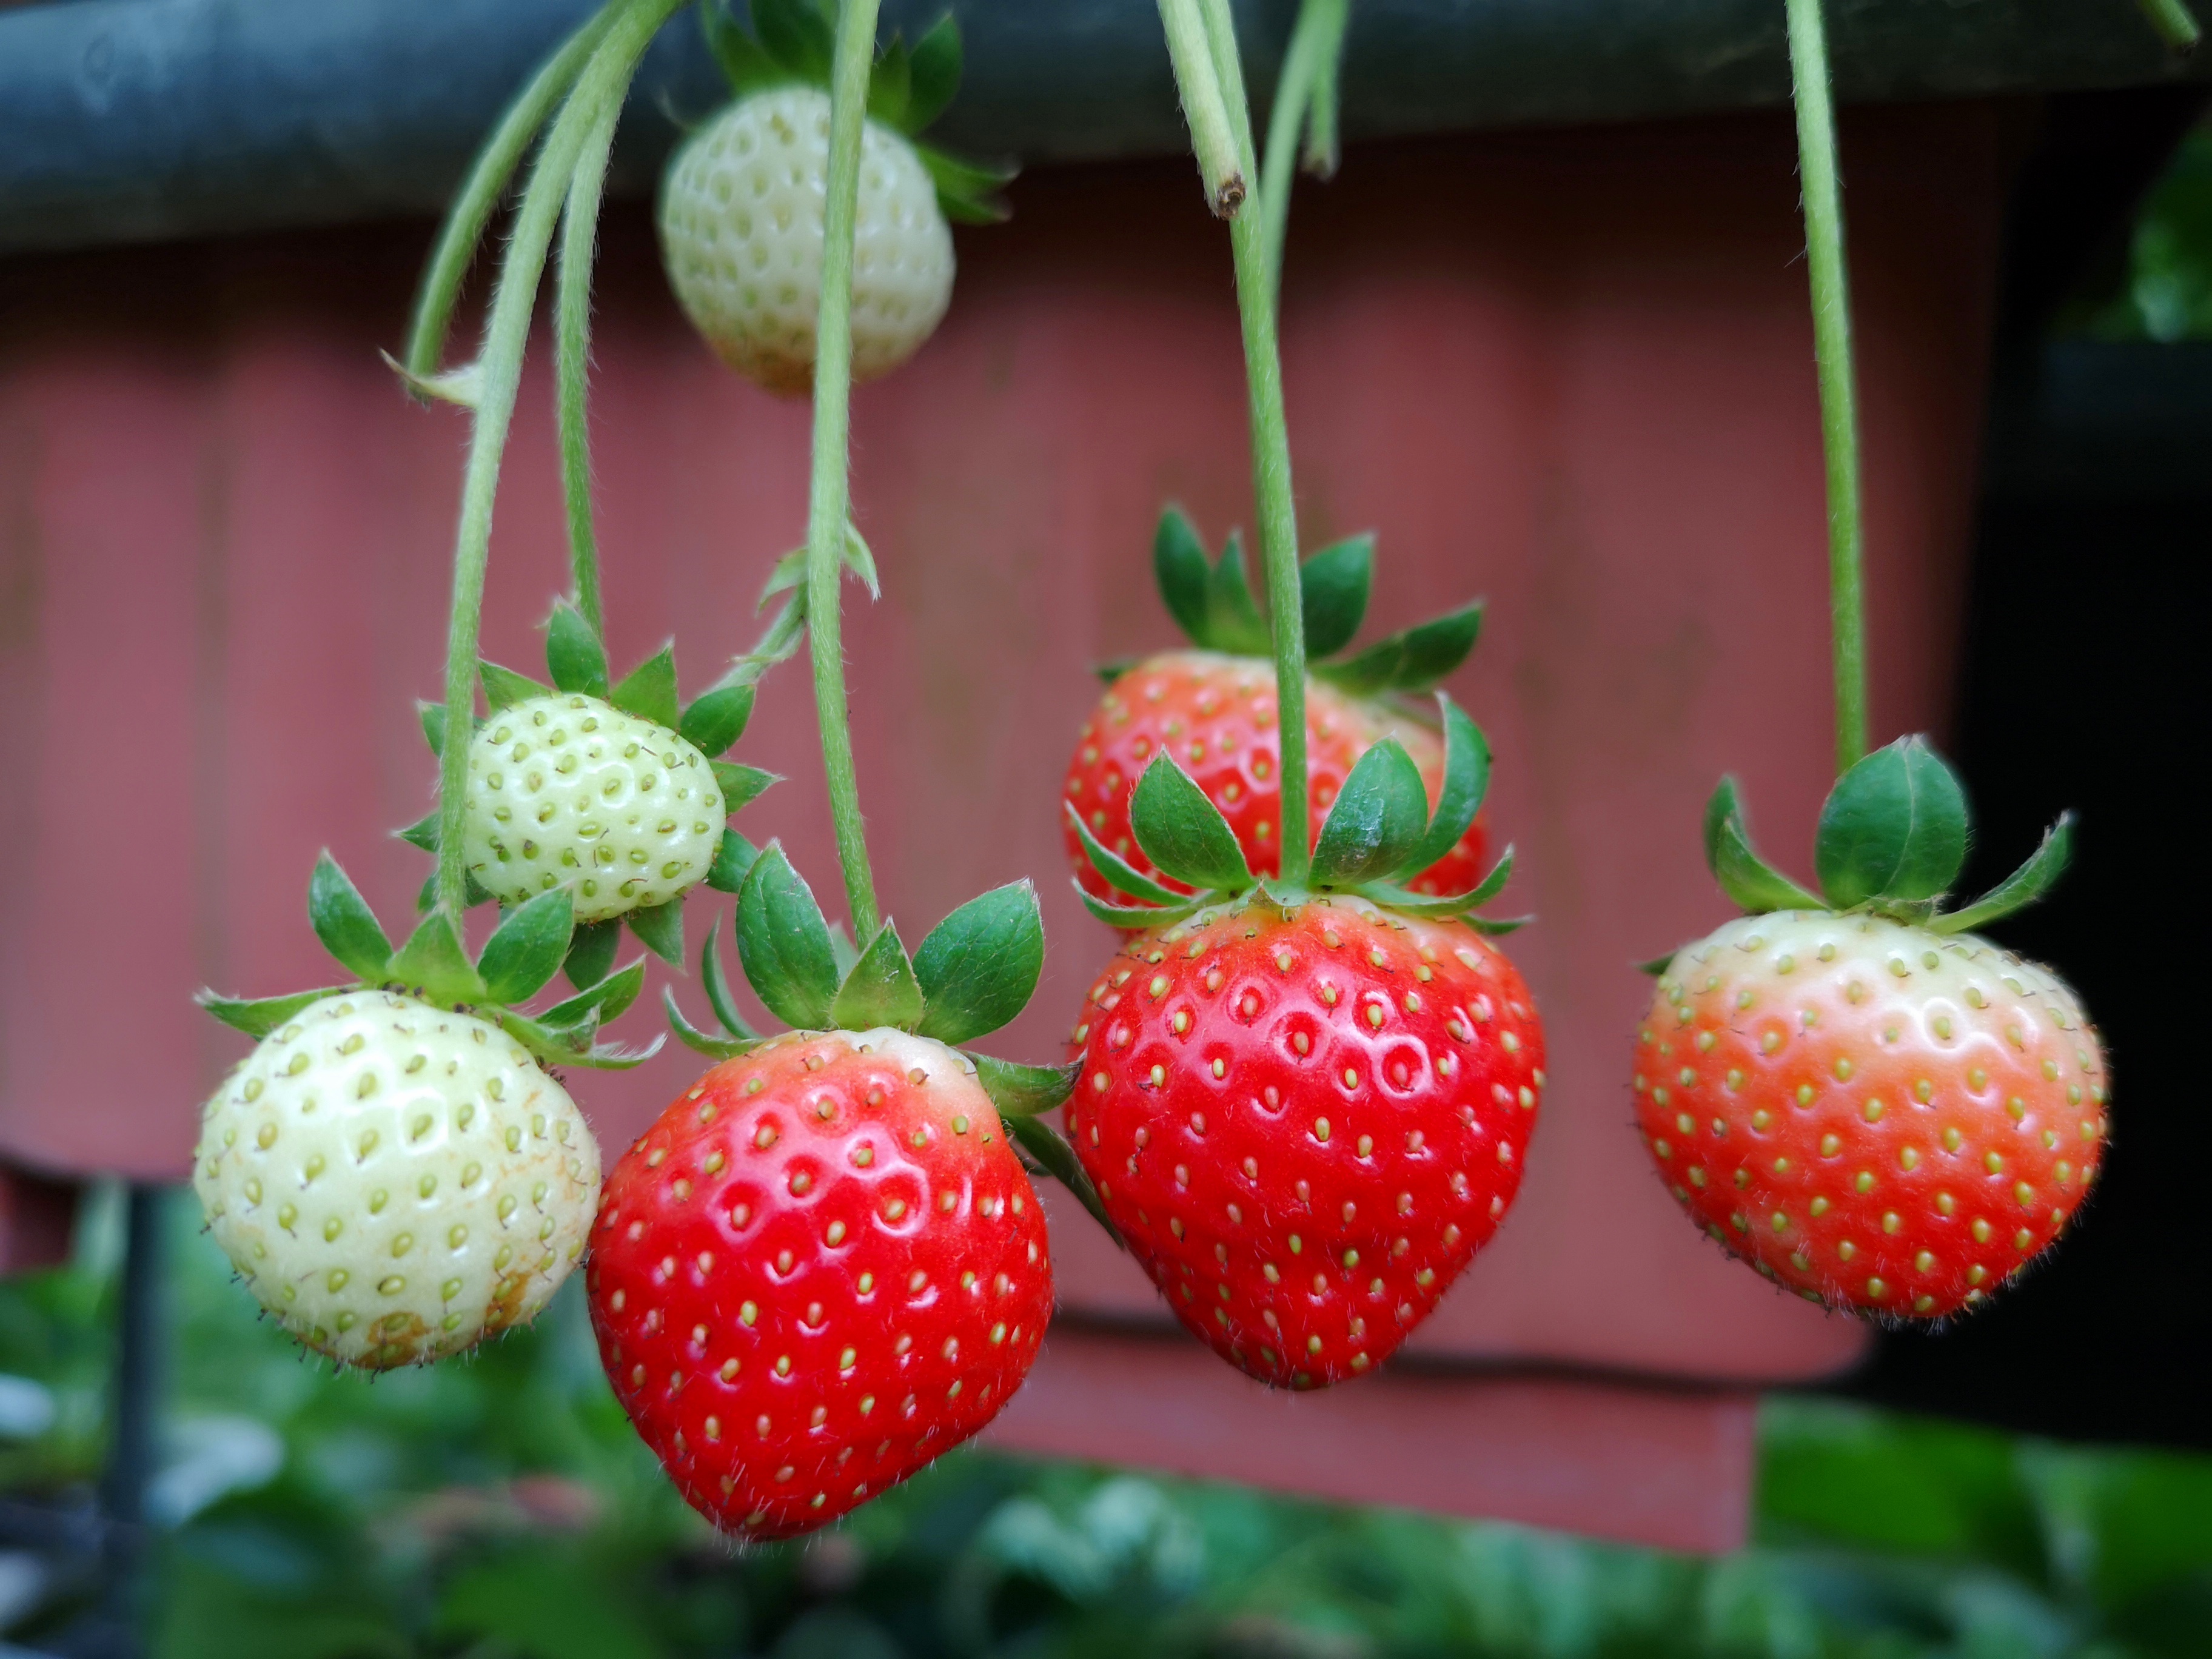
[2,1187,2209,1657]
[2079,121,2212,340]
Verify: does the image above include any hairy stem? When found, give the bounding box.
[1785,0,1866,776]
[1159,0,1247,213]
[555,95,620,638]
[803,0,885,942]
[1258,0,1349,304]
[435,0,682,922]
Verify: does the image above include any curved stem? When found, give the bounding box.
[404,0,624,378]
[555,96,620,638]
[434,0,683,921]
[1785,0,1866,776]
[803,0,885,942]
[1258,0,1347,304]
[711,595,808,694]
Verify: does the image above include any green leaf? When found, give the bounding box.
[736,842,839,1030]
[866,34,911,129]
[711,760,778,816]
[1311,739,1430,887]
[699,915,757,1038]
[309,854,394,982]
[1468,914,1530,936]
[912,882,1045,1044]
[679,683,755,757]
[478,659,549,711]
[829,921,927,1030]
[1300,534,1373,659]
[1065,803,1184,905]
[1635,952,1678,976]
[1128,756,1252,891]
[916,142,1015,223]
[418,700,447,757]
[752,0,833,80]
[1153,506,1213,647]
[705,828,760,894]
[545,601,609,699]
[626,897,684,966]
[702,0,789,94]
[663,987,759,1061]
[903,12,963,132]
[1007,1115,1121,1246]
[477,888,575,1005]
[541,958,643,1028]
[1359,846,1515,918]
[397,809,440,853]
[1205,532,1272,655]
[1934,813,2075,936]
[1079,888,1196,930]
[564,918,620,990]
[970,1054,1079,1119]
[1706,777,1825,914]
[1399,695,1490,879]
[1815,736,1971,909]
[608,645,680,731]
[390,910,488,1005]
[1318,603,1484,696]
[198,985,349,1039]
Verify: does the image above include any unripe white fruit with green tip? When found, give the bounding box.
[194,991,602,1369]
[659,85,955,395]
[465,693,724,923]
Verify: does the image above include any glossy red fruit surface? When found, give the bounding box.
[588,1028,1053,1540]
[1068,899,1544,1387]
[1064,653,1487,906]
[1634,913,2108,1320]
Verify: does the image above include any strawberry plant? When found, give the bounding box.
[1064,0,1543,1390]
[1631,0,2107,1321]
[1065,507,1488,905]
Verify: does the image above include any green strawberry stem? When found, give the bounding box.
[1783,0,1867,777]
[555,93,621,638]
[1257,0,1349,304]
[434,0,685,922]
[800,0,887,942]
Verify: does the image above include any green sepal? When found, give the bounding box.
[706,828,761,894]
[1065,803,1184,906]
[829,920,928,1030]
[702,0,789,95]
[1310,739,1429,888]
[413,869,493,915]
[609,645,680,731]
[479,660,550,711]
[309,853,394,982]
[1128,755,1253,892]
[751,0,833,82]
[498,1007,661,1071]
[1093,657,1139,686]
[545,601,609,699]
[397,810,440,854]
[826,920,860,978]
[680,683,756,757]
[389,910,488,1005]
[418,700,447,758]
[711,761,779,816]
[840,523,882,598]
[865,30,913,127]
[664,986,760,1061]
[627,897,685,967]
[969,1054,1079,1119]
[563,918,622,990]
[1705,777,1825,914]
[1635,952,1677,977]
[1300,534,1374,659]
[1079,888,1198,930]
[198,985,350,1039]
[1398,695,1490,878]
[1358,846,1515,919]
[1815,736,1970,910]
[736,842,840,1030]
[1152,507,1267,654]
[902,13,962,133]
[1934,813,2075,936]
[912,882,1045,1045]
[477,888,575,1005]
[914,142,1015,224]
[540,958,644,1029]
[1466,915,1530,936]
[1317,603,1484,697]
[1206,533,1270,655]
[1006,1114,1121,1247]
[699,915,757,1039]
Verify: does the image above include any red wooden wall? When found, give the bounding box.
[0,103,2007,1549]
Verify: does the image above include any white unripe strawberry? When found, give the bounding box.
[195,991,602,1370]
[659,85,955,395]
[464,693,725,923]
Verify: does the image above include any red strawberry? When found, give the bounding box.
[1065,654,1487,903]
[1635,912,2105,1319]
[587,1027,1053,1540]
[1067,899,1544,1387]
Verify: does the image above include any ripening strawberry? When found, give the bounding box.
[1637,738,2103,1319]
[589,1027,1053,1540]
[1067,510,1488,911]
[196,990,602,1369]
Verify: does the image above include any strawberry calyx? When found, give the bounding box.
[197,853,661,1071]
[1652,735,2075,970]
[403,597,790,984]
[662,844,1114,1238]
[699,0,1015,223]
[1103,507,1484,703]
[1071,689,1521,933]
